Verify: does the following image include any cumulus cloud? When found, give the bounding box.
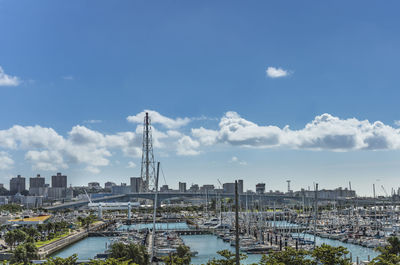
[127,110,190,129]
[25,150,67,171]
[0,125,65,150]
[266,66,289,78]
[230,156,247,165]
[0,66,20,86]
[0,124,140,173]
[86,166,100,174]
[0,152,14,170]
[84,119,102,124]
[177,136,200,156]
[192,127,218,145]
[127,161,137,168]
[0,110,195,173]
[3,110,400,175]
[192,112,400,151]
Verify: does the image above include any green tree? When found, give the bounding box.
[371,236,400,264]
[23,226,39,240]
[5,230,16,250]
[10,244,28,264]
[163,245,192,265]
[10,242,37,264]
[88,258,133,265]
[378,237,400,255]
[206,249,247,265]
[125,244,149,265]
[42,254,78,265]
[14,229,27,245]
[109,242,127,259]
[370,253,400,265]
[0,204,22,213]
[109,242,149,265]
[24,242,38,260]
[311,244,351,265]
[259,247,312,265]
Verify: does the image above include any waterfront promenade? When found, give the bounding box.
[37,221,108,259]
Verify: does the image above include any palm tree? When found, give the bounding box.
[385,237,400,255]
[5,231,16,250]
[46,222,54,234]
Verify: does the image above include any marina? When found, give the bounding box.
[47,217,380,263]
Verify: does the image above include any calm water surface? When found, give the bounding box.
[51,237,111,260]
[298,233,378,262]
[181,235,262,264]
[52,226,378,262]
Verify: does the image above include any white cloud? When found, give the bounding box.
[192,127,218,145]
[0,124,139,174]
[127,110,191,129]
[0,152,14,170]
[230,156,247,165]
[192,112,400,151]
[0,110,189,174]
[25,150,67,171]
[266,66,289,78]
[127,161,137,168]
[84,119,102,124]
[62,75,74,80]
[4,110,400,175]
[394,120,400,127]
[86,166,100,174]
[177,136,200,156]
[0,66,20,86]
[0,125,66,150]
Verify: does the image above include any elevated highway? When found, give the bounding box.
[45,191,392,211]
[43,192,345,211]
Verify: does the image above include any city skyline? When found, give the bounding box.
[1,1,400,196]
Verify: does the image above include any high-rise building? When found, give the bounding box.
[48,173,67,199]
[88,182,101,189]
[256,183,266,194]
[188,184,199,193]
[51,172,67,188]
[130,177,143,193]
[104,182,116,190]
[223,180,243,194]
[200,184,215,193]
[10,175,26,195]
[238,179,244,194]
[223,183,235,194]
[160,185,169,192]
[179,182,187,193]
[30,174,45,188]
[29,174,47,196]
[111,183,131,194]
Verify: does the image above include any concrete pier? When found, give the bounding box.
[37,221,108,259]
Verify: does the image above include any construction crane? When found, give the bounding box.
[381,185,388,197]
[217,179,223,189]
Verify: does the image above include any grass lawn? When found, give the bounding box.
[35,231,70,248]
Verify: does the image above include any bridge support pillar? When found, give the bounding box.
[128,202,132,221]
[98,204,103,219]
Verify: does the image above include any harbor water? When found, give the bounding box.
[181,234,263,264]
[51,236,111,260]
[297,233,379,262]
[51,220,379,263]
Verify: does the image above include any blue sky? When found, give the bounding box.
[1,1,400,195]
